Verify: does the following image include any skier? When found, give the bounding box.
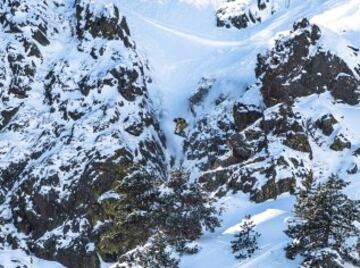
[174,117,188,137]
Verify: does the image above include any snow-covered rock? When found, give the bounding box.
[0,0,167,267]
[1,0,360,267]
[183,18,360,204]
[216,0,284,29]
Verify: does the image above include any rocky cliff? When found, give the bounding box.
[1,0,360,267]
[0,0,167,267]
[183,18,360,203]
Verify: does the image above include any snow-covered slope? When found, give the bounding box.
[0,0,359,267]
[118,0,360,267]
[0,0,167,267]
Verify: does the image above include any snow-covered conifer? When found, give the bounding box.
[285,174,360,267]
[231,215,261,260]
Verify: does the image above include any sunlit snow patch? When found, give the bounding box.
[223,209,286,235]
[0,249,65,268]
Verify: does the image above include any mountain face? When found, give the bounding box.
[216,0,279,29]
[185,18,360,203]
[0,0,167,267]
[0,0,360,267]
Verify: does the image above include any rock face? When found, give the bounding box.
[184,92,235,172]
[75,0,131,45]
[315,114,337,136]
[257,19,360,106]
[1,0,360,266]
[330,135,351,151]
[0,0,166,267]
[189,78,215,115]
[233,103,262,132]
[216,0,279,30]
[183,19,360,203]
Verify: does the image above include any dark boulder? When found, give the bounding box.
[111,67,144,101]
[32,234,99,268]
[32,29,50,46]
[347,164,358,175]
[251,177,295,203]
[283,133,312,153]
[184,112,235,171]
[228,133,253,161]
[7,50,36,98]
[0,106,19,130]
[330,135,351,151]
[233,103,262,132]
[353,147,360,156]
[315,114,337,136]
[199,169,232,193]
[331,73,360,105]
[260,105,303,135]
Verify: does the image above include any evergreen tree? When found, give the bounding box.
[231,215,261,260]
[159,169,221,253]
[99,166,163,258]
[99,167,221,262]
[118,232,180,268]
[285,174,360,267]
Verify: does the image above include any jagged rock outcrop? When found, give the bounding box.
[315,114,337,136]
[0,1,167,267]
[216,0,279,29]
[257,19,360,106]
[184,19,360,202]
[184,91,235,172]
[330,134,351,151]
[233,103,262,132]
[75,0,132,46]
[189,77,215,115]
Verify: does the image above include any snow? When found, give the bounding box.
[312,0,360,44]
[116,0,360,267]
[98,191,121,202]
[223,209,286,235]
[0,0,360,267]
[0,249,65,268]
[125,9,244,47]
[118,0,253,161]
[118,0,360,161]
[180,193,300,268]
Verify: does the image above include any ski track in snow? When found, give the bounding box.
[119,1,360,267]
[122,7,245,47]
[120,0,359,164]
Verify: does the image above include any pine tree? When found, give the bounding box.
[99,166,163,258]
[285,174,360,267]
[118,232,180,268]
[159,169,221,253]
[231,215,261,260]
[99,167,221,262]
